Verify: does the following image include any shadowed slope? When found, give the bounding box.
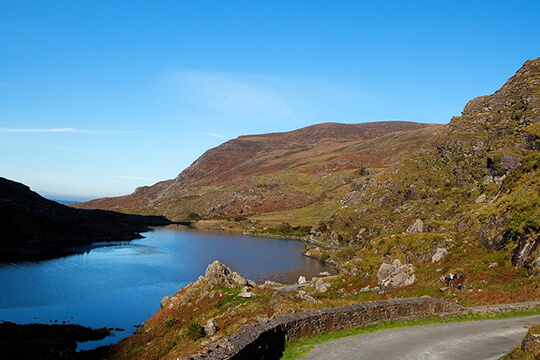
[0,177,171,261]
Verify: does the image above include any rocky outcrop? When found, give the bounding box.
[377,259,416,290]
[163,261,256,310]
[204,320,219,337]
[431,247,448,263]
[194,260,255,289]
[521,333,540,352]
[314,278,331,293]
[238,286,257,299]
[295,290,319,304]
[407,219,424,233]
[511,231,540,275]
[477,211,511,250]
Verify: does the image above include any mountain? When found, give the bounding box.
[75,58,540,277]
[99,59,540,359]
[0,177,171,261]
[326,58,540,274]
[75,121,440,222]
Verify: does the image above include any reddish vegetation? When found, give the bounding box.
[108,283,276,360]
[74,121,440,221]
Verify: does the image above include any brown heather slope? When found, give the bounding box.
[75,121,439,222]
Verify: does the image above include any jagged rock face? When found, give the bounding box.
[328,58,540,258]
[477,212,512,250]
[511,230,540,272]
[531,257,540,277]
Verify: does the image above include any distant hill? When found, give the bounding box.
[0,177,171,261]
[50,199,85,206]
[75,121,440,222]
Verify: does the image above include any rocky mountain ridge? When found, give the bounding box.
[325,58,540,276]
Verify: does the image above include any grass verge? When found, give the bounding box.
[281,308,540,360]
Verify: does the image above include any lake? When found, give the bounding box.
[0,226,334,349]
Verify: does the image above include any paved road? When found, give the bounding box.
[299,315,540,360]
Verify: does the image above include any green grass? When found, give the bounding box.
[280,308,540,360]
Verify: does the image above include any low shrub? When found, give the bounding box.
[186,322,205,341]
[165,317,178,328]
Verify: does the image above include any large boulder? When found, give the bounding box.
[204,319,219,337]
[194,260,255,288]
[431,247,448,263]
[296,290,319,304]
[377,259,416,290]
[314,278,331,293]
[160,296,172,309]
[407,219,424,233]
[238,286,257,298]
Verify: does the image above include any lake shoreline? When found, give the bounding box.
[0,227,335,356]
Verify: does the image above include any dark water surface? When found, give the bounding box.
[0,227,333,349]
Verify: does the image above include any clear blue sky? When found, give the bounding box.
[1,1,539,200]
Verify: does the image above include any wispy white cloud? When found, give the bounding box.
[0,128,141,134]
[0,128,76,133]
[107,175,157,182]
[198,132,224,138]
[82,130,142,134]
[169,71,295,119]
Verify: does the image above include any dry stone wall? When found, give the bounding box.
[185,297,464,360]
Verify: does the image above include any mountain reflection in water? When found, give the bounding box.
[0,227,334,349]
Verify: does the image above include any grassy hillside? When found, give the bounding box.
[75,122,439,222]
[98,58,540,360]
[317,58,540,278]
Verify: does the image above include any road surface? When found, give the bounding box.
[299,315,540,360]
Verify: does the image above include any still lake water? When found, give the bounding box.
[0,226,333,348]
